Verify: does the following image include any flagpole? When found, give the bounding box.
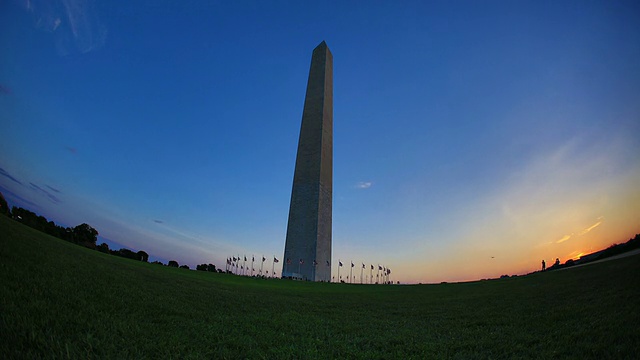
[350,262,353,284]
[272,256,275,278]
[260,255,264,276]
[326,260,330,282]
[361,264,363,284]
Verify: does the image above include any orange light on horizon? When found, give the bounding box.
[571,252,585,260]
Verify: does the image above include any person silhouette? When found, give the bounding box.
[555,258,560,266]
[542,260,546,271]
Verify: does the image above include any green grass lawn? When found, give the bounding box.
[1,215,639,359]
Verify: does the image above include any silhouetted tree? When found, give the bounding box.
[117,248,138,260]
[196,264,207,271]
[137,250,149,262]
[180,265,189,269]
[72,223,98,248]
[168,260,179,267]
[207,264,216,272]
[97,242,110,254]
[0,192,10,216]
[151,261,164,265]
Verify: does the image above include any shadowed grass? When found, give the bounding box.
[1,215,639,359]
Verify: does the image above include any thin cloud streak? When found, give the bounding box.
[578,221,602,236]
[0,185,39,208]
[45,185,61,193]
[356,181,372,189]
[0,167,23,185]
[29,183,61,204]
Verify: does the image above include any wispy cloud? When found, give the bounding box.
[45,185,61,193]
[61,0,107,53]
[578,221,602,236]
[21,0,107,55]
[0,167,22,185]
[555,217,604,244]
[29,183,61,204]
[568,250,586,260]
[556,234,572,244]
[0,185,38,208]
[356,181,372,189]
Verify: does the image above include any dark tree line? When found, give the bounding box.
[10,207,99,248]
[196,263,222,273]
[1,198,222,272]
[3,204,156,264]
[96,243,149,262]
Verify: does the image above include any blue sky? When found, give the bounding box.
[1,0,639,283]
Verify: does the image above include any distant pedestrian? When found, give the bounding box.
[542,260,546,271]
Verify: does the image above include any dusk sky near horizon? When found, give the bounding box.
[1,0,639,283]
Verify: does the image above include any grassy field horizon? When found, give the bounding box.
[2,214,639,359]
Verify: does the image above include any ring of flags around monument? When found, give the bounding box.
[224,254,392,284]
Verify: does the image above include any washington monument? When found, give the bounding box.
[282,41,333,281]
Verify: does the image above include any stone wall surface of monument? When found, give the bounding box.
[282,41,333,281]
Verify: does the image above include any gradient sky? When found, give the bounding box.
[1,0,639,283]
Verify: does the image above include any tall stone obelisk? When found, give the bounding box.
[282,41,332,282]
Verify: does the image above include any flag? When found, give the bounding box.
[274,257,280,263]
[378,265,382,271]
[362,263,365,269]
[262,256,266,262]
[326,260,330,266]
[241,265,243,270]
[244,256,247,262]
[233,257,237,262]
[339,261,343,267]
[252,256,255,262]
[299,259,304,265]
[371,264,374,270]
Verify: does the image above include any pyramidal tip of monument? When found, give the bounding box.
[317,40,328,48]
